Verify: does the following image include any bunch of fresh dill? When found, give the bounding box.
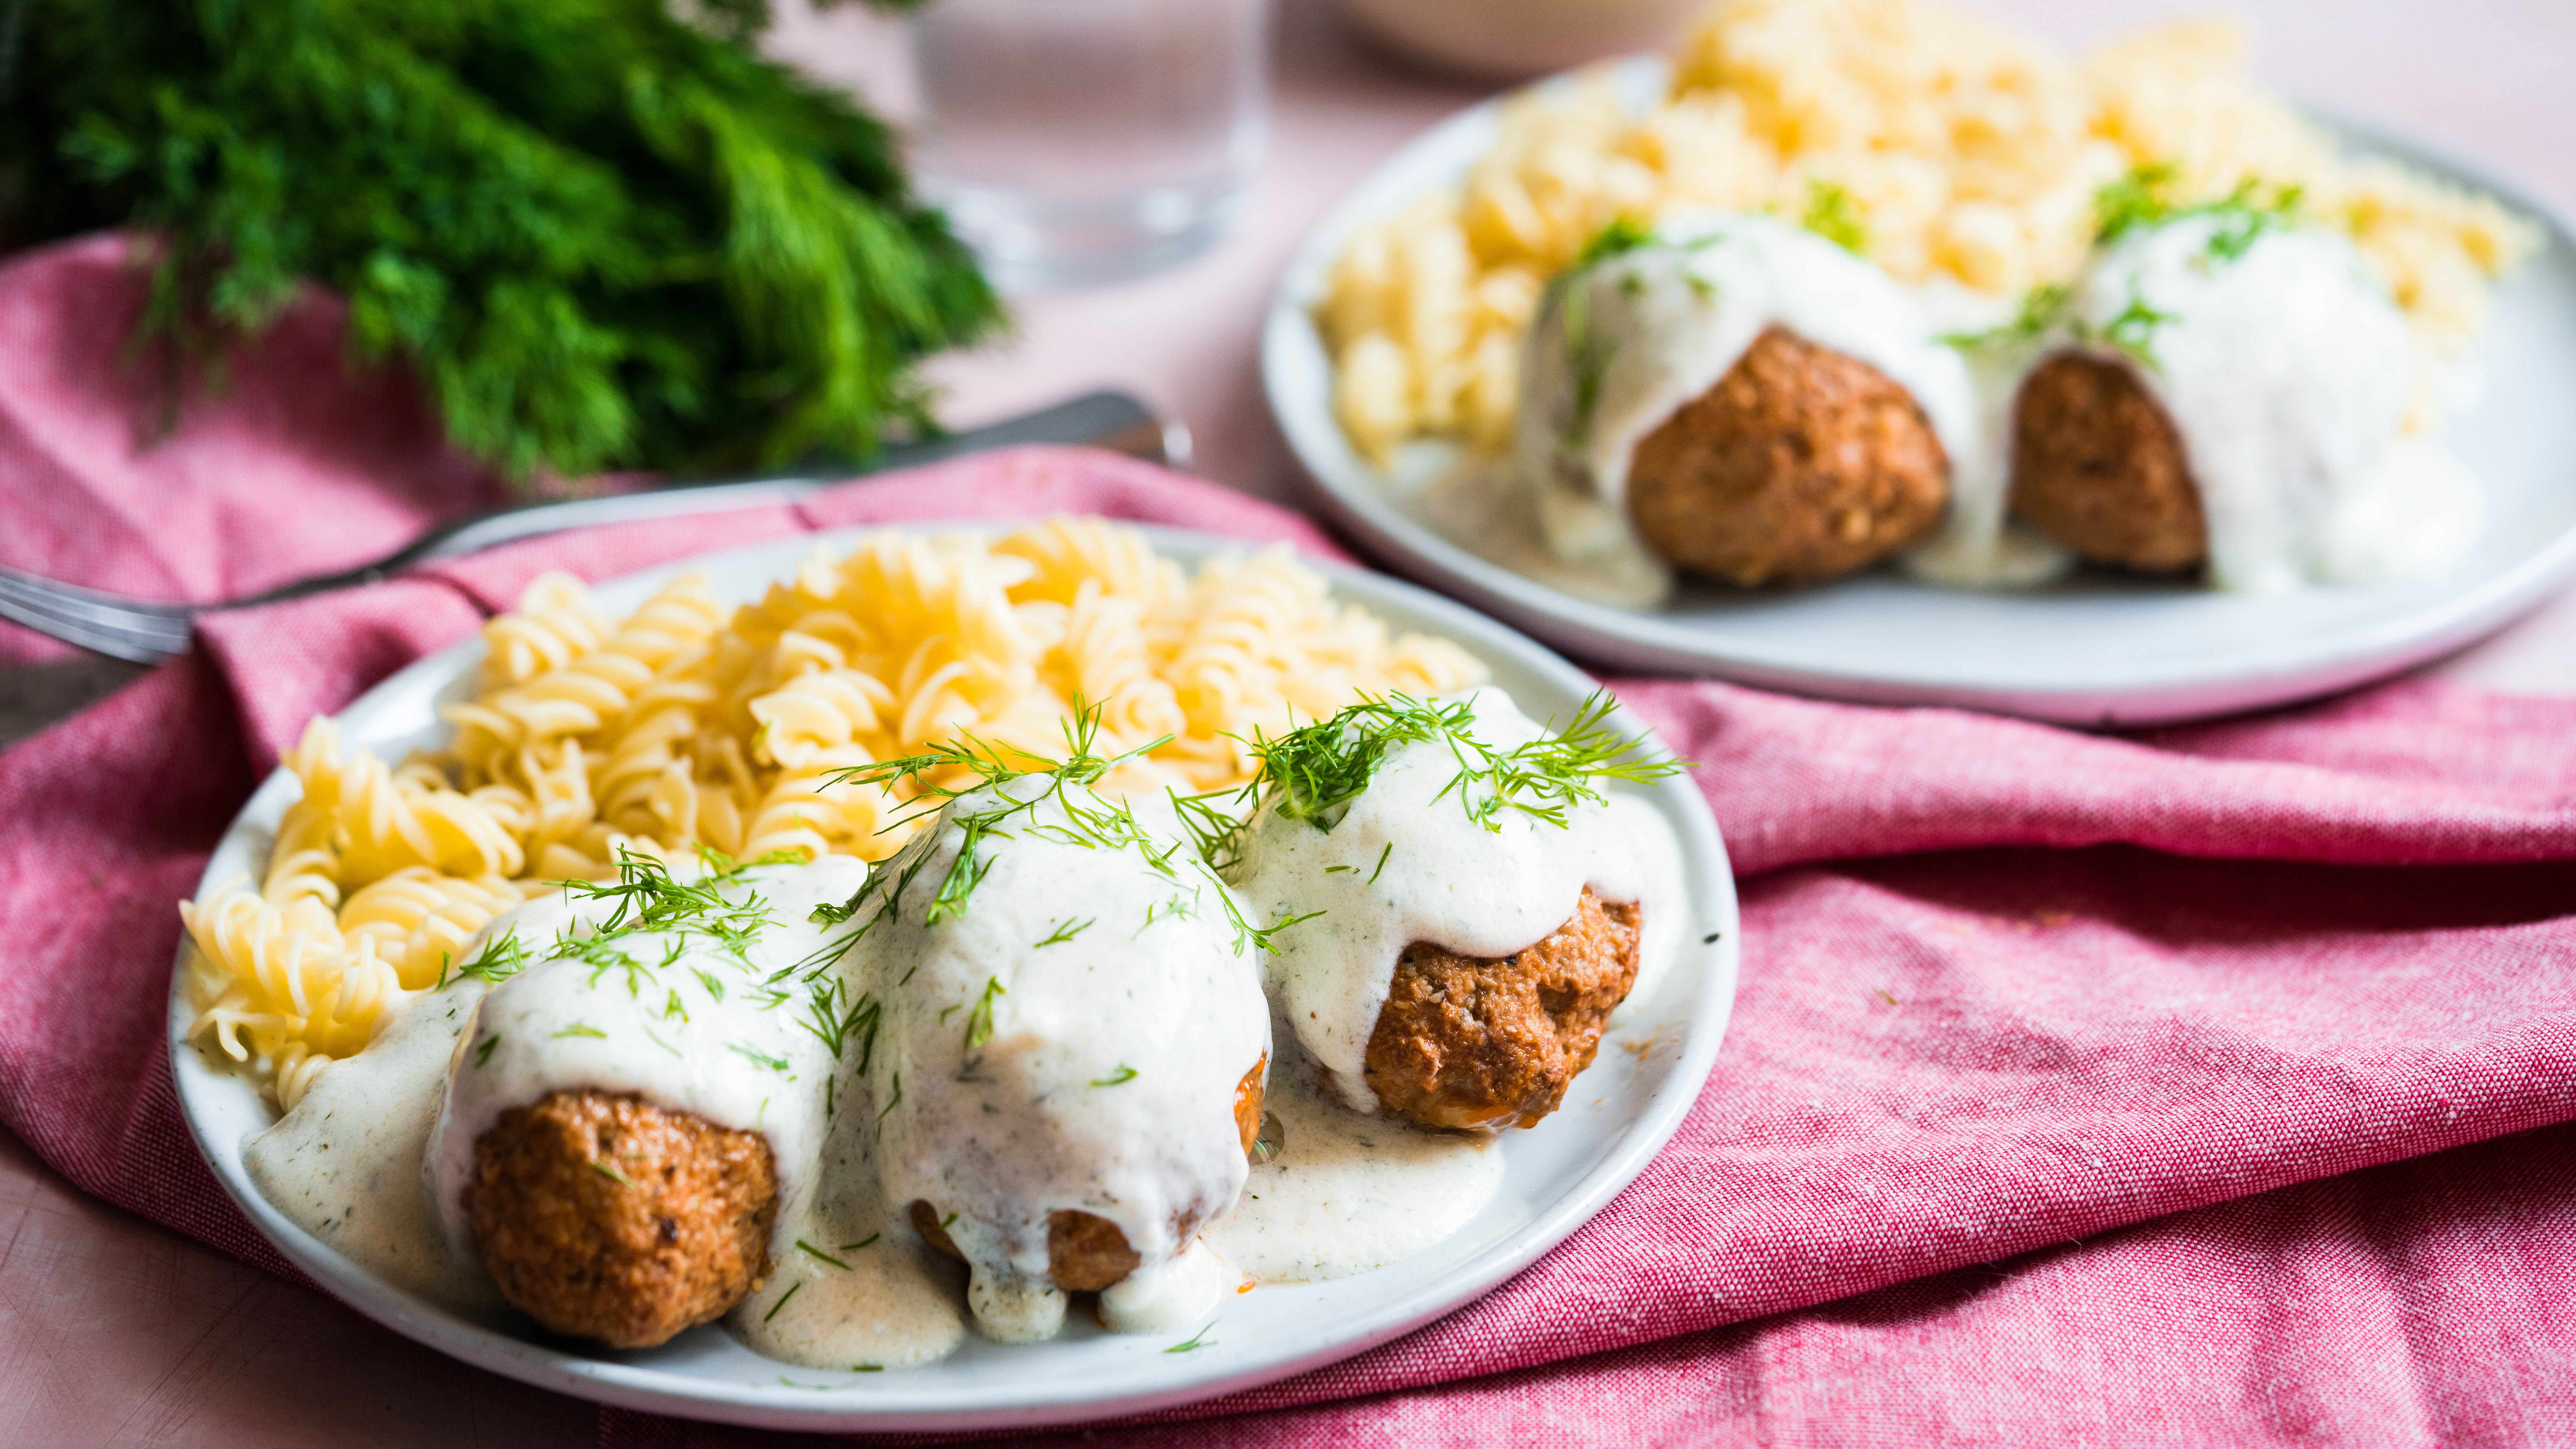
[0,0,1000,484]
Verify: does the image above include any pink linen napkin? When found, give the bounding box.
[5,231,2576,1443]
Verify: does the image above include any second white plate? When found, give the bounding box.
[1263,57,2576,726]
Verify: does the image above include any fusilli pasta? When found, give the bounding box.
[183,518,1487,1104]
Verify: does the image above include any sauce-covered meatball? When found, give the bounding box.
[1364,887,1642,1131]
[905,1060,1266,1294]
[2008,350,2208,572]
[1627,327,1952,587]
[464,1089,777,1348]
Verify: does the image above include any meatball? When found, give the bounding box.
[2008,350,2208,572]
[1626,327,1950,587]
[908,1058,1266,1293]
[1364,887,1643,1131]
[463,1089,777,1349]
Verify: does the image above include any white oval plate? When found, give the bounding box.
[1264,57,2576,726]
[167,523,1739,1435]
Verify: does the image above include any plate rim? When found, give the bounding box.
[166,519,1741,1433]
[1260,55,2576,726]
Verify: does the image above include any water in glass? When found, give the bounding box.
[910,0,1269,290]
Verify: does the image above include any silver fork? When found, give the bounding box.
[0,390,1184,664]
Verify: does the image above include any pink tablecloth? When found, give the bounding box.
[6,231,2576,1446]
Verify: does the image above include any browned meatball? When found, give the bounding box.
[2009,350,2209,572]
[1626,327,1950,587]
[909,1058,1266,1293]
[1364,887,1643,1131]
[464,1090,777,1349]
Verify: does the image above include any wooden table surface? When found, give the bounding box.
[3,1,2571,1442]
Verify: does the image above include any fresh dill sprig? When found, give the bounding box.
[1033,917,1094,948]
[2094,162,2305,256]
[1940,282,2072,352]
[445,930,530,988]
[1220,690,1684,845]
[2069,284,2176,372]
[551,1022,607,1040]
[961,976,1007,1051]
[1800,180,1869,254]
[1164,1324,1217,1354]
[1575,214,1656,269]
[796,1239,851,1270]
[4,0,998,486]
[1200,864,1324,956]
[1091,1065,1139,1087]
[815,701,1175,927]
[730,1043,792,1073]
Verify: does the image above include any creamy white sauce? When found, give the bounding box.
[243,978,505,1313]
[2055,217,2474,592]
[1232,687,1647,1114]
[1204,1061,1502,1282]
[1513,213,1986,596]
[242,688,1693,1370]
[853,775,1270,1346]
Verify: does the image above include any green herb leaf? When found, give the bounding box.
[1033,917,1094,948]
[796,1239,851,1270]
[1800,180,1869,254]
[2,0,1002,484]
[1091,1065,1139,1087]
[962,976,1006,1051]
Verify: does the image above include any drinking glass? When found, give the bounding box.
[909,0,1270,291]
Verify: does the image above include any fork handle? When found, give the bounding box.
[249,390,1184,606]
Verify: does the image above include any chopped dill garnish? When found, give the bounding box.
[2070,285,2175,372]
[472,1033,500,1069]
[763,1283,802,1323]
[1033,917,1093,948]
[838,1234,881,1251]
[815,702,1174,927]
[1800,179,1869,254]
[551,1022,607,1040]
[641,1024,684,1058]
[1367,842,1393,885]
[877,1072,903,1120]
[589,1159,633,1187]
[1575,214,1655,268]
[1323,863,1351,873]
[663,989,688,1022]
[1091,1065,1139,1087]
[1940,282,2071,352]
[1214,689,1683,849]
[940,1211,959,1229]
[730,1043,791,1073]
[796,1239,851,1270]
[962,976,1006,1051]
[1164,1324,1217,1354]
[1202,867,1323,956]
[555,847,781,964]
[799,978,878,1060]
[2091,162,2299,254]
[449,930,529,987]
[853,1364,885,1373]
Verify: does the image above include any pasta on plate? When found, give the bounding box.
[1318,0,2540,466]
[181,518,1487,1108]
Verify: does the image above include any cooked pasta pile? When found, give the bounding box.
[182,518,1487,1106]
[1318,0,2541,463]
